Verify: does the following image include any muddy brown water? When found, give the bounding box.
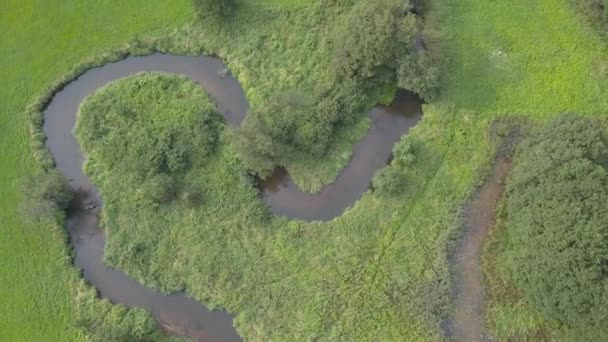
[448,157,511,342]
[42,54,422,340]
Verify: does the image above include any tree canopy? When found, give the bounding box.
[332,0,439,99]
[505,114,608,328]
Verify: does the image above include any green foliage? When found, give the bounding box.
[373,166,406,196]
[397,52,440,100]
[193,0,235,21]
[232,79,369,174]
[332,0,417,79]
[18,171,72,224]
[332,0,439,99]
[393,139,417,166]
[504,115,608,329]
[76,72,222,209]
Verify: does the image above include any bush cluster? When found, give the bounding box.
[76,73,221,208]
[18,170,72,224]
[505,114,608,329]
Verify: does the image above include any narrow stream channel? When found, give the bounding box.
[449,157,511,342]
[42,54,422,341]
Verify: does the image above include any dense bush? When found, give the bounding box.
[76,73,222,207]
[18,170,72,224]
[373,166,406,196]
[332,0,439,99]
[505,114,608,328]
[232,80,368,174]
[393,139,417,166]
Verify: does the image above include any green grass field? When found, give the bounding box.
[0,1,191,340]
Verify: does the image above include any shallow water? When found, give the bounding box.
[42,53,422,340]
[448,158,510,342]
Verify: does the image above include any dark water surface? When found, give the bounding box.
[42,54,422,341]
[262,92,422,220]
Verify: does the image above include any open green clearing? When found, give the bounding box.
[5,0,608,340]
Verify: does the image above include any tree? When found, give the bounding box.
[505,114,608,328]
[397,52,440,100]
[332,0,417,80]
[331,0,439,99]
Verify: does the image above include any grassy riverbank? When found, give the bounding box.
[0,1,191,340]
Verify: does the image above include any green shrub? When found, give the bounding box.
[393,139,416,166]
[140,173,177,205]
[332,0,417,79]
[232,80,368,174]
[373,166,406,196]
[18,170,72,224]
[505,114,608,328]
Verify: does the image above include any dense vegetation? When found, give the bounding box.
[18,171,72,225]
[485,115,608,339]
[77,73,222,211]
[228,0,438,178]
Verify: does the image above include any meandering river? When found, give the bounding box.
[43,54,422,341]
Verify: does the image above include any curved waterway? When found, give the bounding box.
[42,54,422,341]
